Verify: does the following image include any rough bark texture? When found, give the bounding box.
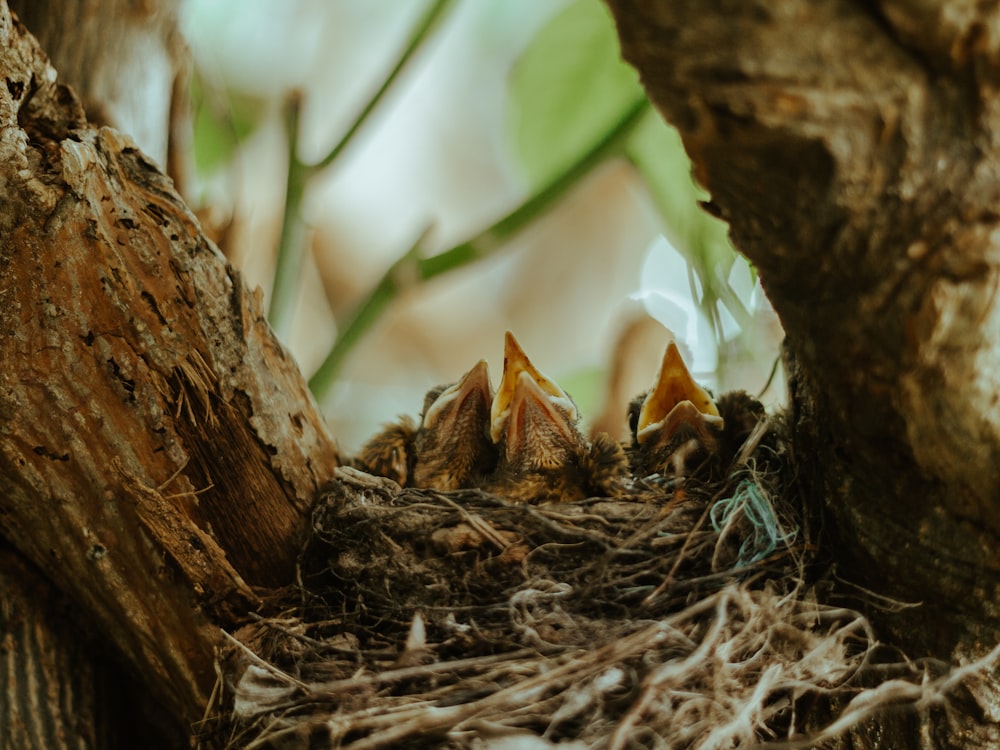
[0,4,339,731]
[9,0,182,167]
[0,544,183,749]
[606,0,1000,661]
[0,545,101,750]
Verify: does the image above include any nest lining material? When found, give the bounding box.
[198,420,999,749]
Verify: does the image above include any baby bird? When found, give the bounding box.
[627,341,725,480]
[483,332,628,503]
[411,359,497,490]
[352,416,417,487]
[714,389,768,466]
[353,360,497,490]
[628,342,767,479]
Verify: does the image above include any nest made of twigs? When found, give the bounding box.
[196,418,999,749]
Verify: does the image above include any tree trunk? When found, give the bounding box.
[7,0,1000,743]
[605,0,1000,661]
[0,3,339,738]
[9,0,183,169]
[0,544,104,750]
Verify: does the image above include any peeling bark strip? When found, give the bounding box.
[606,0,1000,657]
[0,5,338,726]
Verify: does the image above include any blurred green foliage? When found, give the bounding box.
[507,0,748,345]
[190,73,265,176]
[508,0,640,187]
[185,0,768,405]
[557,365,606,425]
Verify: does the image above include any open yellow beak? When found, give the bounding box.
[490,331,577,443]
[636,341,723,444]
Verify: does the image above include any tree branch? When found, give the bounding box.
[606,0,1000,657]
[0,5,339,726]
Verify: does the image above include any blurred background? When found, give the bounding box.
[179,0,784,453]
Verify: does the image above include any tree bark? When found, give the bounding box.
[605,0,1000,660]
[9,0,182,168]
[0,4,339,733]
[0,545,102,750]
[6,0,1000,742]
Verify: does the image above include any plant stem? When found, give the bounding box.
[268,0,457,335]
[268,92,309,338]
[314,0,457,172]
[419,97,650,280]
[308,228,431,399]
[308,96,651,399]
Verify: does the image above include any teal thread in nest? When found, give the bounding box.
[711,478,797,567]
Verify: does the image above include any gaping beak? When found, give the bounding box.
[502,371,580,470]
[636,341,723,445]
[421,359,493,433]
[490,331,577,443]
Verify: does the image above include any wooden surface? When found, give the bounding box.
[0,547,100,750]
[605,0,1000,663]
[0,4,340,729]
[9,0,182,166]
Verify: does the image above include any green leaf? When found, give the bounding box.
[626,115,730,273]
[190,73,265,175]
[625,113,748,330]
[508,0,643,186]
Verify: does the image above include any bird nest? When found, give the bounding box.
[193,412,999,749]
